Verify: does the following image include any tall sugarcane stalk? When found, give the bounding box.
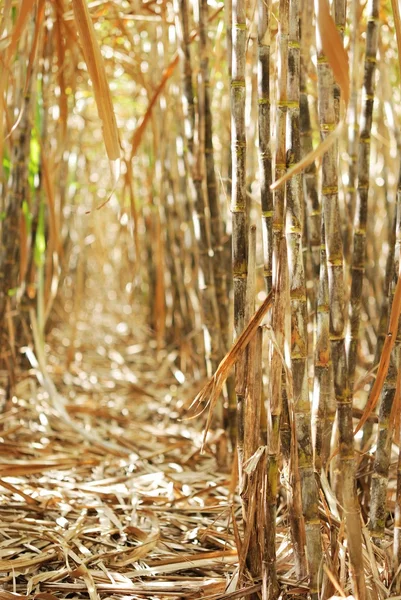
[333,0,346,122]
[300,68,320,295]
[258,0,272,294]
[315,5,366,598]
[286,1,321,593]
[313,219,335,471]
[0,52,33,366]
[347,0,380,392]
[266,238,287,599]
[271,0,306,580]
[370,165,401,544]
[300,0,320,295]
[231,0,248,476]
[299,3,333,471]
[174,0,221,379]
[273,0,288,271]
[344,0,360,262]
[264,0,289,591]
[199,0,229,351]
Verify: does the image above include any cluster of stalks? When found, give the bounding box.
[3,0,401,597]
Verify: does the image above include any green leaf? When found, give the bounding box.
[22,200,32,234]
[34,202,46,267]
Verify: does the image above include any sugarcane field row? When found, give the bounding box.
[0,1,400,599]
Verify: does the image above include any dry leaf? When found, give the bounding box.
[72,0,120,162]
[315,0,350,105]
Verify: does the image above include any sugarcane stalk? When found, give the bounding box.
[300,68,320,295]
[394,347,401,590]
[242,327,263,597]
[231,0,248,473]
[300,0,320,294]
[273,0,288,271]
[343,0,360,262]
[348,0,380,392]
[199,0,229,351]
[370,163,401,544]
[266,238,287,600]
[258,0,272,294]
[315,4,366,598]
[174,0,221,378]
[313,218,335,471]
[286,1,321,593]
[238,226,256,492]
[0,59,33,336]
[333,0,346,121]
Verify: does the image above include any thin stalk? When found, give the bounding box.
[333,0,346,121]
[313,218,335,471]
[174,0,221,377]
[300,67,320,294]
[266,238,287,600]
[343,0,360,261]
[238,226,256,492]
[199,0,229,351]
[348,0,380,392]
[231,0,248,470]
[394,362,401,589]
[273,0,288,272]
[300,0,320,294]
[258,0,272,293]
[315,4,366,598]
[370,164,401,544]
[286,0,321,593]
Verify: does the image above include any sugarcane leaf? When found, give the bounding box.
[315,0,349,106]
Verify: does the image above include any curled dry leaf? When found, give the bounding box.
[354,274,401,435]
[188,291,274,450]
[271,119,344,191]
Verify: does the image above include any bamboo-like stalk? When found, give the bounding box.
[231,0,247,338]
[313,218,335,471]
[266,238,287,600]
[238,226,256,491]
[391,172,401,584]
[315,6,366,599]
[273,0,288,270]
[360,178,396,457]
[369,356,397,542]
[300,0,320,292]
[371,166,401,544]
[199,0,229,351]
[347,0,380,392]
[243,323,263,595]
[273,0,306,581]
[258,0,272,294]
[286,1,321,593]
[395,383,401,591]
[343,0,360,262]
[164,175,193,338]
[300,68,320,292]
[174,0,221,376]
[241,329,263,596]
[333,0,346,122]
[0,57,33,335]
[231,0,248,469]
[271,0,289,481]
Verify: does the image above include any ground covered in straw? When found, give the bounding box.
[0,255,299,600]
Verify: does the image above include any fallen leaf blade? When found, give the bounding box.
[271,121,344,191]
